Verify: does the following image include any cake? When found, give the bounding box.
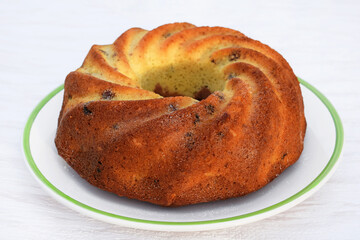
[55,23,306,207]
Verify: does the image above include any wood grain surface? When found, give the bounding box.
[0,0,359,239]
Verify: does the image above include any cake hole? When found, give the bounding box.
[139,62,226,101]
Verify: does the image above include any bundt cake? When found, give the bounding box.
[55,23,306,207]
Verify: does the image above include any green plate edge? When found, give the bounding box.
[22,78,344,226]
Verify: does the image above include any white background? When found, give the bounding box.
[1,0,359,239]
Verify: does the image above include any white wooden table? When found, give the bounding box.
[1,0,359,239]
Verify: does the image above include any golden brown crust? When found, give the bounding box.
[55,23,306,206]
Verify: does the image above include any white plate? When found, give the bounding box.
[23,78,343,232]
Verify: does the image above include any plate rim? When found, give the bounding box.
[22,78,344,226]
